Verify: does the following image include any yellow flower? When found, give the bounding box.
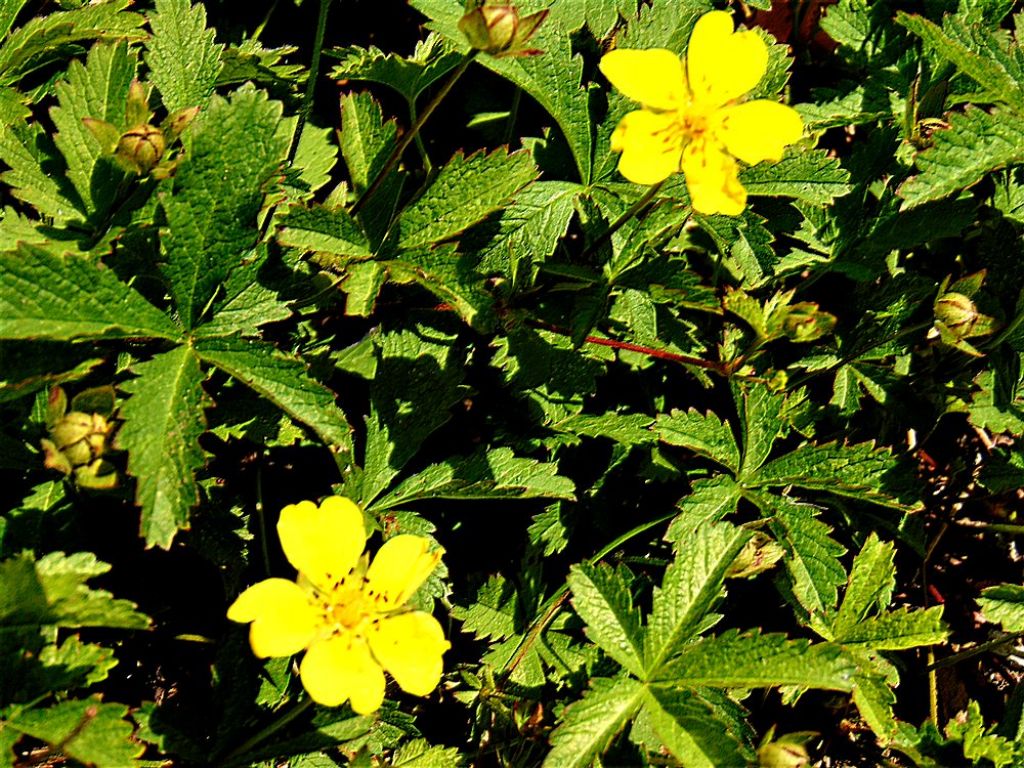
[227,497,449,713]
[599,10,804,216]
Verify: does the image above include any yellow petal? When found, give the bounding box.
[686,11,768,107]
[599,48,686,110]
[714,100,803,165]
[300,635,386,712]
[611,109,684,185]
[682,137,747,216]
[365,535,442,607]
[227,578,319,658]
[277,497,366,588]
[368,612,449,697]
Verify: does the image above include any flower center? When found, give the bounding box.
[327,585,369,629]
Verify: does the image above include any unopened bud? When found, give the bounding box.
[934,292,978,337]
[115,124,166,174]
[458,2,548,57]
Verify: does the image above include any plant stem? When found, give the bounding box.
[499,510,678,685]
[926,630,1024,672]
[408,100,433,175]
[351,50,478,216]
[289,0,332,163]
[580,180,666,261]
[220,696,314,765]
[953,519,1024,535]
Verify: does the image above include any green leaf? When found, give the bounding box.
[754,440,919,510]
[370,447,575,511]
[0,551,149,630]
[194,336,353,453]
[453,574,520,641]
[978,584,1024,631]
[410,0,594,182]
[387,246,494,329]
[327,34,462,103]
[666,477,743,537]
[635,686,756,768]
[397,148,536,250]
[118,345,207,548]
[196,248,293,338]
[655,630,856,691]
[852,672,900,745]
[0,0,31,42]
[655,409,740,472]
[289,123,337,199]
[361,325,466,505]
[25,636,118,695]
[739,149,852,205]
[0,244,181,341]
[49,41,135,216]
[618,0,711,53]
[835,607,947,650]
[554,412,656,447]
[277,204,372,259]
[900,107,1024,208]
[734,382,784,477]
[2,699,143,768]
[946,700,1021,768]
[833,533,896,636]
[160,85,289,327]
[568,562,645,677]
[145,0,223,112]
[644,522,751,675]
[543,675,645,768]
[0,1,145,87]
[0,121,83,220]
[391,739,465,767]
[897,12,1024,112]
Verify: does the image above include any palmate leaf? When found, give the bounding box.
[568,562,645,676]
[655,409,740,472]
[396,148,537,250]
[1,699,143,768]
[117,346,207,549]
[453,574,521,642]
[738,149,852,205]
[543,675,645,768]
[0,551,149,631]
[409,0,594,182]
[49,41,135,217]
[0,244,181,342]
[900,107,1024,208]
[194,337,353,454]
[369,447,575,511]
[160,85,289,328]
[145,0,223,113]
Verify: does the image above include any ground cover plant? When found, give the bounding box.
[2,0,1024,765]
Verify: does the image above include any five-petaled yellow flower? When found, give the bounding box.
[600,10,803,216]
[227,496,449,713]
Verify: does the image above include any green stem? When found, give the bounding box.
[953,519,1024,535]
[498,510,678,685]
[220,696,314,765]
[408,100,433,175]
[255,465,272,577]
[926,630,1024,672]
[503,87,522,146]
[580,180,666,261]
[290,0,332,163]
[351,50,478,216]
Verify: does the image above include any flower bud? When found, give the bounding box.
[934,292,978,338]
[757,731,815,768]
[115,124,166,175]
[458,2,548,57]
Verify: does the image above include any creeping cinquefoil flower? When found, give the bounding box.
[227,496,449,713]
[600,10,803,216]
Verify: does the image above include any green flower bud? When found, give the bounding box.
[779,302,837,343]
[934,292,978,337]
[458,2,548,57]
[726,532,785,579]
[757,732,815,768]
[115,124,166,175]
[45,411,112,471]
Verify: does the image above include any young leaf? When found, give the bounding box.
[193,337,353,454]
[734,382,785,478]
[568,562,645,677]
[117,345,207,549]
[396,148,537,250]
[643,522,751,676]
[543,675,645,768]
[0,244,181,342]
[833,533,896,636]
[369,447,575,511]
[49,41,135,217]
[160,85,289,327]
[145,0,223,113]
[655,409,741,472]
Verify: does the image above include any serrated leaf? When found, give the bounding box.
[901,107,1024,208]
[370,447,575,511]
[634,686,756,768]
[277,204,372,258]
[543,675,645,768]
[833,533,896,636]
[754,440,919,510]
[118,345,206,548]
[946,700,1021,768]
[734,382,784,477]
[569,562,645,677]
[852,672,900,745]
[160,85,289,327]
[0,1,31,42]
[655,630,856,690]
[618,0,711,53]
[387,245,495,329]
[2,699,143,768]
[453,574,520,641]
[145,0,223,112]
[194,336,353,453]
[391,738,464,767]
[655,409,740,472]
[0,1,145,87]
[978,584,1024,631]
[49,41,135,216]
[327,34,462,103]
[397,148,536,250]
[289,123,337,199]
[739,149,852,204]
[0,551,149,630]
[0,244,181,341]
[666,477,743,538]
[554,412,656,446]
[835,607,947,649]
[0,121,83,220]
[644,522,751,676]
[196,249,293,338]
